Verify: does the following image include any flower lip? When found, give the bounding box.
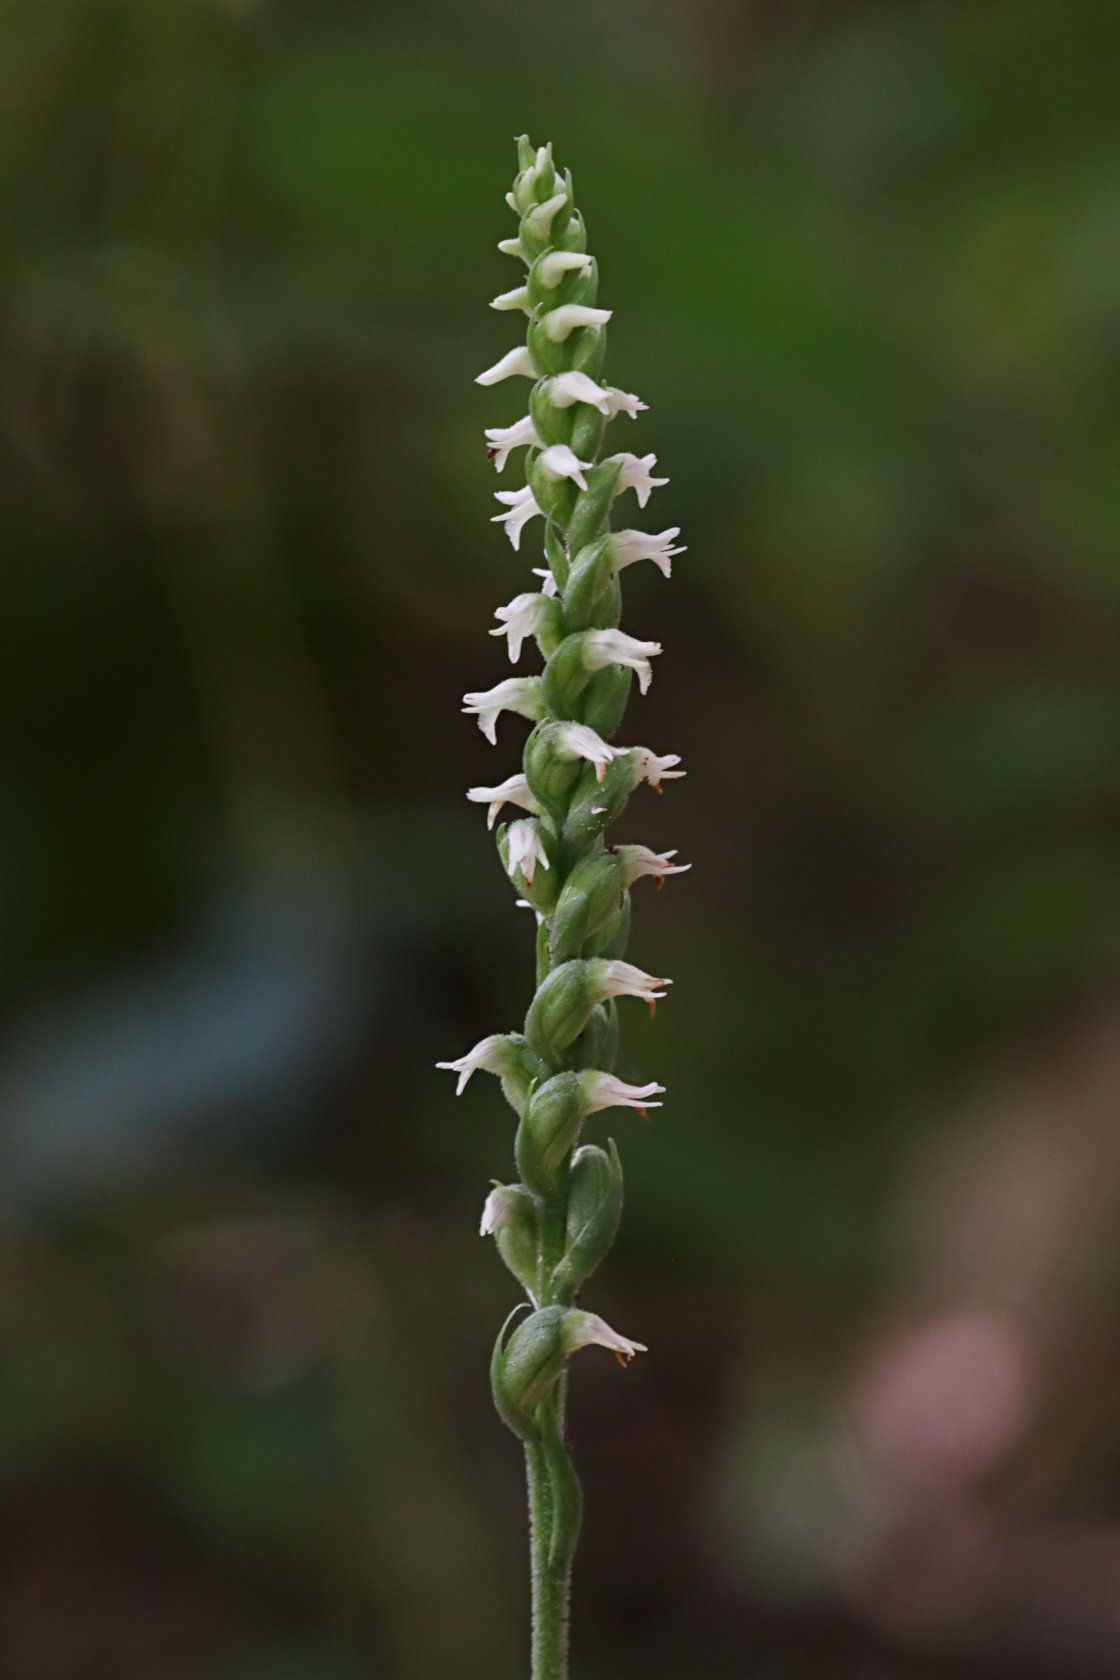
[466,772,540,830]
[609,528,685,579]
[436,1034,514,1096]
[580,1071,666,1114]
[545,304,613,343]
[476,345,536,386]
[485,415,543,472]
[556,722,615,782]
[491,592,553,663]
[583,629,663,696]
[563,1309,647,1364]
[491,485,543,550]
[538,444,593,492]
[614,844,692,888]
[609,452,670,508]
[462,676,542,744]
[507,819,550,886]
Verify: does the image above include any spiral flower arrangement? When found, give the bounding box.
[438,135,688,1680]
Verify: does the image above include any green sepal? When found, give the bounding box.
[484,1182,543,1297]
[559,754,636,863]
[527,316,566,376]
[570,403,606,463]
[568,1000,618,1072]
[580,664,632,739]
[491,1303,539,1442]
[544,522,569,592]
[530,379,573,449]
[497,821,560,914]
[541,632,595,719]
[523,721,586,818]
[569,323,607,379]
[590,888,630,960]
[558,208,588,254]
[567,458,621,554]
[550,852,625,965]
[524,959,596,1066]
[495,1304,568,1423]
[496,1032,546,1116]
[526,452,576,525]
[526,252,598,314]
[563,537,614,631]
[550,1140,624,1303]
[516,1070,586,1193]
[516,134,535,171]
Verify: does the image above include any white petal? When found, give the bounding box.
[545,305,613,343]
[565,1310,647,1361]
[610,452,670,508]
[538,444,592,491]
[476,345,536,385]
[525,191,569,240]
[546,371,612,413]
[466,772,539,829]
[603,387,648,419]
[436,1034,512,1096]
[490,286,531,314]
[557,723,615,781]
[491,485,543,550]
[614,844,692,886]
[610,528,685,579]
[581,1071,665,1114]
[484,415,543,472]
[539,251,594,288]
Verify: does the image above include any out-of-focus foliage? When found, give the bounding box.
[4,1,1120,1675]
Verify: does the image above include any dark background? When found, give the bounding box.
[5,2,1120,1675]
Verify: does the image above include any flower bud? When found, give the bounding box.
[515,1070,585,1194]
[481,1182,542,1299]
[550,852,625,964]
[551,1141,623,1301]
[491,1302,647,1442]
[498,820,559,914]
[524,960,597,1065]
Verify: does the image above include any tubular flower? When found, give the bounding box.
[443,136,690,1679]
[582,629,663,695]
[507,818,551,886]
[466,772,541,829]
[492,484,544,549]
[485,414,543,471]
[491,592,557,663]
[610,451,669,508]
[610,527,685,578]
[462,676,543,743]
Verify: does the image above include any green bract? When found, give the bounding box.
[439,135,690,1680]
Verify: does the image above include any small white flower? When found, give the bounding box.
[538,250,594,288]
[556,722,615,783]
[507,819,550,886]
[538,444,593,492]
[462,676,542,744]
[610,528,685,579]
[603,387,649,419]
[583,629,663,696]
[476,345,536,386]
[564,1309,647,1363]
[580,1071,665,1114]
[485,415,543,473]
[491,592,554,662]
[591,958,672,1012]
[466,772,540,830]
[609,452,669,508]
[436,1034,513,1096]
[492,484,543,550]
[622,747,686,790]
[504,190,518,211]
[524,191,569,241]
[480,1185,521,1235]
[545,304,613,343]
[614,844,692,889]
[497,236,525,259]
[490,286,531,314]
[546,371,612,413]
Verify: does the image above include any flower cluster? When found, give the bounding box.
[437,136,688,1678]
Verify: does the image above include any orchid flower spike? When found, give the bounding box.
[445,135,689,1670]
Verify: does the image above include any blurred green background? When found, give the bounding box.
[5,1,1120,1675]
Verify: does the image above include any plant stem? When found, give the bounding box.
[527,1438,565,1680]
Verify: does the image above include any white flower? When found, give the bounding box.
[556,722,615,783]
[591,959,671,1014]
[614,844,691,889]
[546,371,612,412]
[610,528,685,579]
[492,484,543,549]
[621,747,686,790]
[485,415,543,473]
[497,236,525,259]
[539,251,594,287]
[490,592,554,662]
[532,567,559,598]
[462,676,542,743]
[580,1071,665,1114]
[466,772,540,830]
[524,191,569,241]
[603,387,648,419]
[563,1309,647,1364]
[545,304,612,342]
[476,345,536,386]
[436,1034,513,1096]
[480,1185,521,1235]
[609,452,669,508]
[583,629,663,696]
[507,818,550,886]
[490,286,531,314]
[538,444,593,491]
